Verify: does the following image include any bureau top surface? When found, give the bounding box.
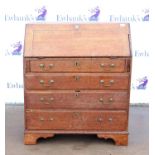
[24,23,131,57]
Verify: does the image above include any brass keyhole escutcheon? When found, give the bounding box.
[75,90,80,97]
[75,76,80,81]
[75,93,79,97]
[75,61,80,67]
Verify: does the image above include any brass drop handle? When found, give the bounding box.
[50,97,54,101]
[40,97,54,104]
[39,117,44,121]
[44,97,54,104]
[99,97,113,104]
[100,80,114,87]
[110,63,115,67]
[49,118,54,121]
[40,97,49,104]
[40,80,54,86]
[100,80,104,84]
[99,98,104,102]
[40,80,44,84]
[108,118,113,122]
[100,63,105,67]
[109,97,113,102]
[110,80,114,83]
[49,64,54,68]
[49,80,55,84]
[97,117,103,122]
[39,63,45,69]
[75,24,80,29]
[40,97,45,102]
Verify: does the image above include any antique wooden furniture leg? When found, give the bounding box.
[24,132,55,145]
[97,133,128,146]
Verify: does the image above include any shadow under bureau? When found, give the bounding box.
[24,23,132,145]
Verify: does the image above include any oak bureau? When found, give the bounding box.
[24,23,132,145]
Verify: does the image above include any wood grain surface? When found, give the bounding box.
[24,23,131,145]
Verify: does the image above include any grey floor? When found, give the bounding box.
[5,105,149,155]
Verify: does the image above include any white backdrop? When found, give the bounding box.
[0,0,150,104]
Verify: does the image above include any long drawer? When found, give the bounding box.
[25,90,129,109]
[29,58,126,73]
[26,110,128,131]
[25,73,129,90]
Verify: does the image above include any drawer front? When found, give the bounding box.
[30,58,91,73]
[26,110,128,131]
[25,73,129,90]
[90,73,129,90]
[29,58,126,73]
[25,91,129,109]
[91,58,126,72]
